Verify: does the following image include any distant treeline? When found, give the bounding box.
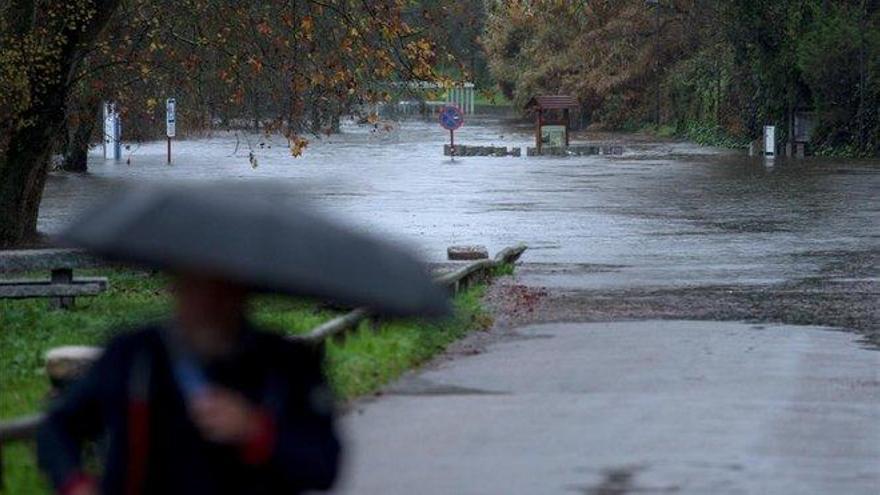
[483,1,880,156]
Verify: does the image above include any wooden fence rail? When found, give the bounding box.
[296,244,526,344]
[0,244,526,486]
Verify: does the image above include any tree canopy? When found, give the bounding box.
[0,0,452,246]
[484,0,880,154]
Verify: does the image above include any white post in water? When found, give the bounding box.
[102,102,121,160]
[102,103,108,159]
[763,125,776,158]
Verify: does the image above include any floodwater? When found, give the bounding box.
[39,111,880,290]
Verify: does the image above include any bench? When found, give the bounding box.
[0,249,108,310]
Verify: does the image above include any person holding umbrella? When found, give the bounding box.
[37,184,449,495]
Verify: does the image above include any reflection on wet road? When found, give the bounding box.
[40,113,880,290]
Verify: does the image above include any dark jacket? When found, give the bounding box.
[38,323,341,494]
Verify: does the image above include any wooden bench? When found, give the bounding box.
[0,249,108,310]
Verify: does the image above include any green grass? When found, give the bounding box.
[473,89,512,107]
[641,122,750,149]
[0,269,491,493]
[325,286,489,398]
[491,262,515,278]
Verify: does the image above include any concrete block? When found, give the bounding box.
[0,249,102,273]
[443,144,522,157]
[447,245,489,261]
[46,346,102,386]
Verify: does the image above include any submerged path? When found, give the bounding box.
[38,115,880,492]
[335,321,879,494]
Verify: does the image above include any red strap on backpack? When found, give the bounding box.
[125,352,151,495]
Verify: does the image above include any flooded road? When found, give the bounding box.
[38,112,880,493]
[39,112,880,291]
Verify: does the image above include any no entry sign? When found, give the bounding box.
[439,105,464,131]
[440,105,463,159]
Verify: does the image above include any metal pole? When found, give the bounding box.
[167,137,171,164]
[114,116,122,160]
[450,129,455,160]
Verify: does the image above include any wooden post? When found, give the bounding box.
[564,109,570,147]
[49,268,74,310]
[536,109,543,154]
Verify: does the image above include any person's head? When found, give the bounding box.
[171,272,249,357]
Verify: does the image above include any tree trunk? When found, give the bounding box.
[858,0,867,153]
[62,117,96,172]
[0,125,56,247]
[0,89,69,246]
[0,0,121,247]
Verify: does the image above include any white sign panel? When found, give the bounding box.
[103,102,121,160]
[763,125,776,157]
[166,98,176,138]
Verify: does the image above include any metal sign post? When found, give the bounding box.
[166,98,176,164]
[439,105,464,160]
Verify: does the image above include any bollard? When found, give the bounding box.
[447,245,489,261]
[763,125,776,158]
[45,346,102,389]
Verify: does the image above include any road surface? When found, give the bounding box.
[335,321,880,494]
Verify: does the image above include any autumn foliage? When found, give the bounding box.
[0,0,446,246]
[484,0,880,154]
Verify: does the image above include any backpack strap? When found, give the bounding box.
[125,350,151,495]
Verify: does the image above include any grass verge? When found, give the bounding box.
[0,269,491,493]
[644,122,750,149]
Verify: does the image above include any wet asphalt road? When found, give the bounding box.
[38,112,880,493]
[336,321,880,494]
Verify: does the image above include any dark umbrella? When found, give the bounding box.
[57,183,449,317]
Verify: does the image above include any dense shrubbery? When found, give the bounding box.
[483,0,879,155]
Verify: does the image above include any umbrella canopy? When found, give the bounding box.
[57,184,449,317]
